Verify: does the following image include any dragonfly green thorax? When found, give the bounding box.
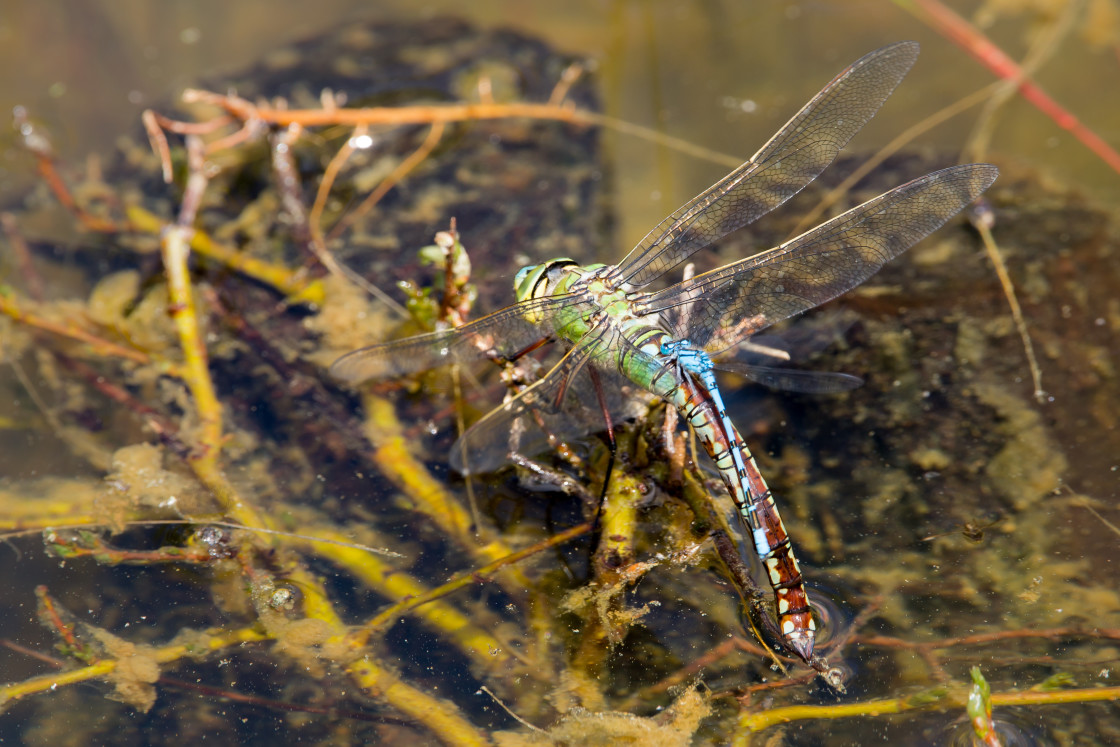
[331,41,999,666]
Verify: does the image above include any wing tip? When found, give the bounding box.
[857,40,920,76]
[974,163,1000,190]
[328,349,377,385]
[949,162,1000,198]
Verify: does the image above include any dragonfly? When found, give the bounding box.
[332,41,998,663]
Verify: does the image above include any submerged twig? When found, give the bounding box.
[354,520,593,648]
[969,200,1045,402]
[327,121,447,240]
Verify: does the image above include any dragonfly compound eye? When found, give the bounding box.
[514,259,577,301]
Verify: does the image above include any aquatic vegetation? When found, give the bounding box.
[1,17,1117,746]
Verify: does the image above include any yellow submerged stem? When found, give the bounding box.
[361,394,529,578]
[346,657,493,747]
[160,225,224,471]
[595,455,642,571]
[734,684,1120,741]
[129,206,323,305]
[0,626,268,708]
[305,528,513,669]
[155,225,269,530]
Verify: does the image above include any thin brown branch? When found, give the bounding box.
[327,120,447,239]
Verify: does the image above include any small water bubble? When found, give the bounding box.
[197,525,235,559]
[197,526,224,546]
[348,133,374,149]
[269,586,299,611]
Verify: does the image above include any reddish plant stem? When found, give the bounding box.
[903,0,1120,174]
[1,213,46,302]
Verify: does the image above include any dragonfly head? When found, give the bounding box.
[514,258,578,302]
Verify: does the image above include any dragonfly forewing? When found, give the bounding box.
[614,41,920,289]
[330,293,584,383]
[640,163,999,352]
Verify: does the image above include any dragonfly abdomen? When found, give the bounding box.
[661,348,818,661]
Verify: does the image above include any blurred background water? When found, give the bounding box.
[1,0,1117,247]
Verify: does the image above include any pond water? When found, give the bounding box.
[0,1,1117,745]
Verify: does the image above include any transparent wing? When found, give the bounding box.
[714,361,863,393]
[639,164,999,351]
[330,293,586,383]
[449,327,650,475]
[613,41,920,289]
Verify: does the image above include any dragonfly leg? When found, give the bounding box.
[586,365,617,536]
